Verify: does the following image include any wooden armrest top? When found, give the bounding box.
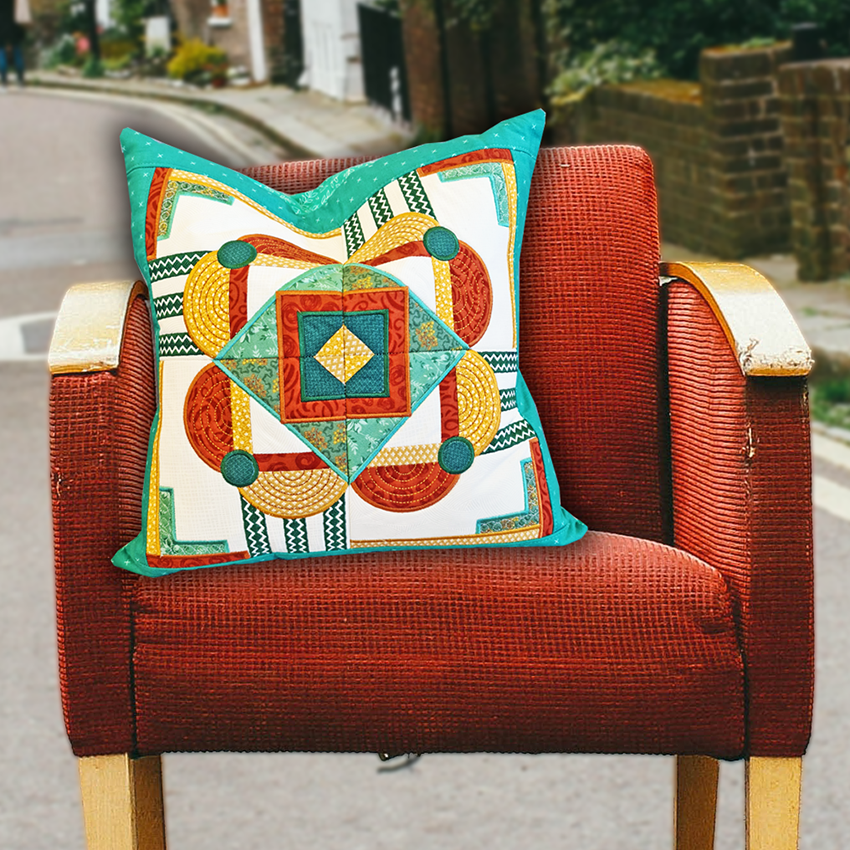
[661,261,813,377]
[48,280,146,375]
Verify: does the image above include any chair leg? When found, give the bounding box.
[745,757,802,850]
[674,755,719,850]
[78,754,166,850]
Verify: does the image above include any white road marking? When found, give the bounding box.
[811,432,850,474]
[813,474,850,523]
[0,312,57,362]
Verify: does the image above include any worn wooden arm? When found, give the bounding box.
[665,268,813,758]
[49,281,156,757]
[48,280,146,375]
[661,261,812,377]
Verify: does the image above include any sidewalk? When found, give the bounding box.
[27,71,414,160]
[24,71,850,381]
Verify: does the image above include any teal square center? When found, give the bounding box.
[298,309,390,401]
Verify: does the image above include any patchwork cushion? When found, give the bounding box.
[113,111,586,576]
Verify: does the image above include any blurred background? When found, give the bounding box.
[3,1,850,848]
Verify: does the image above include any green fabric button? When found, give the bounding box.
[438,436,475,474]
[423,226,459,261]
[220,450,259,486]
[217,240,258,269]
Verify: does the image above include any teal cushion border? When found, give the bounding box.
[121,109,545,302]
[113,110,588,576]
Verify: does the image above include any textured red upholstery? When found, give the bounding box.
[50,298,155,755]
[50,146,811,762]
[666,282,814,756]
[131,531,743,757]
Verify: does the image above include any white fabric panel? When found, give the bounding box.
[357,204,377,243]
[265,515,286,552]
[381,387,442,450]
[245,264,306,318]
[158,194,346,260]
[157,315,188,336]
[158,358,247,551]
[383,180,410,216]
[151,272,194,298]
[248,398,313,454]
[421,173,513,351]
[306,514,327,552]
[348,440,533,541]
[376,256,437,313]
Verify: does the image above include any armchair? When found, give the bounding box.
[48,144,813,849]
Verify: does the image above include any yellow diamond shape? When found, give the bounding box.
[315,325,374,384]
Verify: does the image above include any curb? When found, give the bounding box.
[27,75,324,160]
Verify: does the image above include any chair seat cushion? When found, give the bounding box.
[131,531,744,758]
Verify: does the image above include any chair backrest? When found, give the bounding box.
[243,145,669,542]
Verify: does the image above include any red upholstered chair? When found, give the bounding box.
[48,145,813,850]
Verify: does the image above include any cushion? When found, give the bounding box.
[113,110,586,576]
[129,532,744,757]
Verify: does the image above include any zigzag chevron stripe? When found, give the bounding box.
[149,250,208,282]
[283,517,310,553]
[241,497,272,556]
[500,388,517,411]
[323,498,347,551]
[343,214,365,258]
[159,332,204,357]
[153,292,184,320]
[480,351,518,373]
[398,171,435,217]
[368,189,394,228]
[482,419,537,454]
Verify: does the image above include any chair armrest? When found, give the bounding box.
[664,263,814,758]
[661,261,812,376]
[49,281,156,756]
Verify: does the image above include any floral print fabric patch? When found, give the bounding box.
[113,111,586,576]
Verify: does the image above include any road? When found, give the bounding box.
[1,88,848,850]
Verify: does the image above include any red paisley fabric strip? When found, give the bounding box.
[530,438,554,537]
[146,551,249,571]
[439,369,460,440]
[417,148,512,176]
[145,167,171,260]
[364,241,430,267]
[229,266,249,338]
[241,233,337,266]
[255,452,329,471]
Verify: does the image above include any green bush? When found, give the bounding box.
[543,0,850,80]
[549,39,662,104]
[167,39,228,84]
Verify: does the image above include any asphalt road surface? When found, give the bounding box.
[1,88,848,850]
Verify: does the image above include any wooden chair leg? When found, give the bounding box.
[674,755,719,850]
[746,757,802,850]
[78,754,166,850]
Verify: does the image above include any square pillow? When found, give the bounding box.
[113,110,586,576]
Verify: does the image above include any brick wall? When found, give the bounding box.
[262,0,286,83]
[400,0,541,139]
[570,43,792,259]
[779,60,850,280]
[400,1,445,137]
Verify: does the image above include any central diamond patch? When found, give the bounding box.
[315,325,374,384]
[213,263,468,481]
